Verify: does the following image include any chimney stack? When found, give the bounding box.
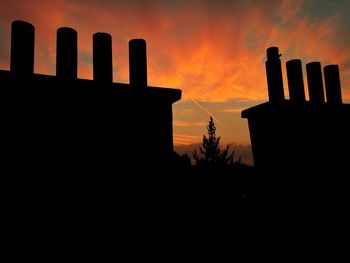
[306,62,325,104]
[129,39,147,88]
[324,65,342,105]
[286,59,306,103]
[56,27,77,79]
[93,32,113,83]
[10,20,35,76]
[265,47,285,103]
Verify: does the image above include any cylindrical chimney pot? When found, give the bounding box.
[10,20,35,76]
[265,47,285,102]
[267,47,279,60]
[306,62,325,104]
[129,39,147,87]
[324,65,342,105]
[286,59,306,103]
[93,32,113,83]
[56,27,77,79]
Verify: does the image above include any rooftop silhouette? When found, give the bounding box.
[242,46,350,175]
[1,20,187,223]
[241,47,350,222]
[4,20,348,222]
[1,20,182,173]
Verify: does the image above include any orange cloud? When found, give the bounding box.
[173,120,206,127]
[222,108,244,113]
[0,0,349,102]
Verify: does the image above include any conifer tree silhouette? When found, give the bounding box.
[193,116,235,166]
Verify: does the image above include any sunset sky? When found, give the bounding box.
[1,0,349,149]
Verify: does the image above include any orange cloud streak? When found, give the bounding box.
[173,120,206,127]
[174,134,201,146]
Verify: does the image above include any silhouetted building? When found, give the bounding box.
[1,20,181,174]
[242,47,350,175]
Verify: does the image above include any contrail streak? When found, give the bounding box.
[190,97,226,128]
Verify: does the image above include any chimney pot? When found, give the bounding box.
[306,62,325,104]
[324,64,342,105]
[56,27,78,79]
[265,47,285,102]
[129,39,147,88]
[286,59,306,103]
[10,20,35,76]
[93,32,113,83]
